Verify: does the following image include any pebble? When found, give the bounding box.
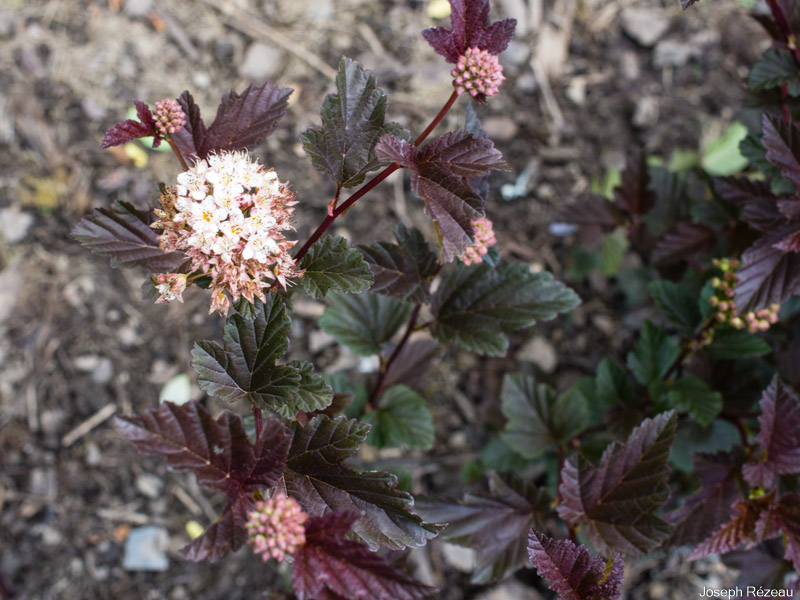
[476,580,545,600]
[239,42,283,82]
[123,0,153,16]
[0,208,34,244]
[516,336,558,373]
[441,542,476,573]
[621,8,670,47]
[309,329,335,353]
[84,442,102,467]
[92,358,114,385]
[32,523,63,546]
[135,474,164,499]
[654,39,692,68]
[482,116,518,141]
[123,526,170,572]
[633,95,660,128]
[29,467,57,501]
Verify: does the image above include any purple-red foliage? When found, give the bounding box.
[527,529,624,600]
[421,0,516,64]
[375,130,508,262]
[115,401,290,561]
[101,99,160,148]
[292,511,435,600]
[743,376,800,489]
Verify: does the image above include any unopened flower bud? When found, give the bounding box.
[451,47,505,99]
[460,217,497,266]
[153,98,187,137]
[246,494,308,563]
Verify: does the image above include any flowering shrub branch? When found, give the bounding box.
[72,0,800,597]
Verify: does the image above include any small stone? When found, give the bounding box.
[482,116,518,142]
[192,71,211,90]
[123,0,153,16]
[92,358,114,385]
[39,409,64,437]
[292,298,325,319]
[654,39,692,68]
[620,51,640,80]
[441,542,475,573]
[239,42,283,81]
[309,329,335,353]
[566,77,587,106]
[123,526,170,572]
[621,8,670,48]
[135,474,164,499]
[516,336,558,373]
[592,314,615,336]
[29,467,57,501]
[633,95,659,128]
[32,524,63,546]
[0,208,34,244]
[84,442,102,467]
[476,579,545,600]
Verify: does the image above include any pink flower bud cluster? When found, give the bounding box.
[152,272,187,304]
[246,494,308,563]
[460,217,497,265]
[153,98,186,137]
[151,151,300,316]
[709,258,780,334]
[451,47,505,99]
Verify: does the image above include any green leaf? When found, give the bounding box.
[300,58,406,188]
[648,280,702,336]
[287,361,333,415]
[362,385,434,449]
[701,122,749,176]
[319,292,411,356]
[596,358,634,406]
[705,326,771,359]
[480,438,530,472]
[358,225,437,303]
[626,321,681,386]
[500,373,588,459]
[284,415,439,550]
[666,376,723,426]
[296,235,373,299]
[191,295,302,413]
[748,49,800,96]
[431,263,581,356]
[600,228,629,277]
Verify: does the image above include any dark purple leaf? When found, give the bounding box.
[527,529,624,600]
[762,113,800,189]
[292,511,436,600]
[421,0,516,64]
[71,200,187,272]
[715,176,775,206]
[197,83,292,157]
[358,225,438,303]
[283,415,439,551]
[556,411,677,556]
[172,90,208,162]
[465,102,490,202]
[778,195,800,219]
[555,195,622,231]
[114,401,290,561]
[756,493,800,571]
[774,227,800,251]
[614,152,657,216]
[376,132,508,262]
[743,377,800,489]
[415,473,550,583]
[742,199,786,232]
[651,221,716,265]
[100,99,159,148]
[734,227,800,312]
[689,493,775,562]
[665,450,745,547]
[381,338,439,391]
[301,58,406,188]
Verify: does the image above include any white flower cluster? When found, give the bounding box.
[153,151,299,315]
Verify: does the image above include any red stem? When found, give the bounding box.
[167,138,190,171]
[366,303,422,409]
[291,90,460,266]
[253,405,263,442]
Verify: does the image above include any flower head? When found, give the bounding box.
[460,217,497,265]
[152,151,300,315]
[451,47,505,101]
[152,272,187,304]
[153,98,186,137]
[246,493,308,563]
[708,258,780,335]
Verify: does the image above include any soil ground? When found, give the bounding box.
[0,0,769,598]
